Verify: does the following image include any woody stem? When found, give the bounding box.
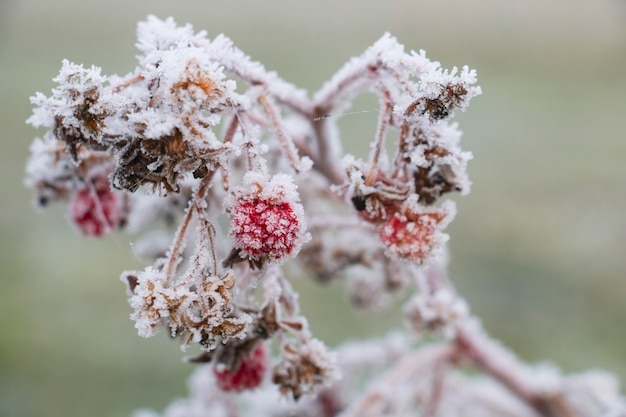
[164,171,215,284]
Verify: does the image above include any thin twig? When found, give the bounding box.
[339,344,455,417]
[422,264,578,417]
[454,324,579,417]
[313,62,378,114]
[164,172,215,284]
[112,74,144,93]
[309,117,345,185]
[258,94,302,172]
[365,89,393,186]
[223,114,240,144]
[423,359,448,417]
[390,122,410,179]
[205,217,218,277]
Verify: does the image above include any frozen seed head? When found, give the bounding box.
[378,197,456,263]
[214,343,269,393]
[70,175,122,237]
[228,172,308,263]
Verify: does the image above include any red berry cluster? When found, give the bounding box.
[213,343,268,393]
[70,176,122,237]
[230,199,301,261]
[228,174,306,263]
[378,200,454,263]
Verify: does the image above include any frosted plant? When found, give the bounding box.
[25,15,625,417]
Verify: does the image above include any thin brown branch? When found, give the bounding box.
[223,114,240,145]
[164,202,195,285]
[365,89,393,186]
[309,117,345,185]
[454,324,580,417]
[205,217,218,277]
[164,171,215,284]
[258,94,302,172]
[423,359,447,417]
[112,74,144,92]
[390,122,410,179]
[313,63,378,114]
[339,344,455,417]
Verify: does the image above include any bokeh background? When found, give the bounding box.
[1,1,625,416]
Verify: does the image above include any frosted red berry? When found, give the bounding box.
[230,199,302,261]
[213,343,268,393]
[378,200,455,263]
[228,173,307,262]
[70,178,121,237]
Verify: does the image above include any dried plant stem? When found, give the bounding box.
[391,122,410,179]
[310,63,378,186]
[423,263,580,417]
[218,54,312,116]
[454,324,580,417]
[113,74,145,92]
[423,358,448,417]
[309,118,345,185]
[365,91,393,186]
[219,114,240,192]
[343,321,581,417]
[258,94,302,172]
[192,205,218,276]
[313,65,372,113]
[223,114,240,144]
[340,344,455,417]
[164,172,215,284]
[164,203,194,284]
[205,216,218,276]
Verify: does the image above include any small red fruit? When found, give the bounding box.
[378,198,455,263]
[228,173,307,262]
[230,199,302,261]
[213,343,268,392]
[70,176,121,237]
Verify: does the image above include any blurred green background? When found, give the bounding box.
[1,1,625,416]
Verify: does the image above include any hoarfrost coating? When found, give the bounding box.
[25,14,626,417]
